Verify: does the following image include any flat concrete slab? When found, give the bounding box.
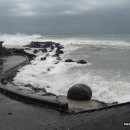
[0,92,130,130]
[0,55,26,74]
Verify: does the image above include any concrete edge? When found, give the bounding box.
[0,54,29,81]
[0,85,69,113]
[73,101,130,114]
[0,54,69,113]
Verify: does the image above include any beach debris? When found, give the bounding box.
[67,84,92,101]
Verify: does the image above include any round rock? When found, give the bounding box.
[67,84,92,101]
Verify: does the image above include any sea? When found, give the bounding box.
[1,33,130,103]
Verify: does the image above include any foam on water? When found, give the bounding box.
[14,58,130,103]
[1,33,130,48]
[1,33,130,103]
[0,33,42,48]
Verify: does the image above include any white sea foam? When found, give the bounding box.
[1,33,130,48]
[14,59,130,103]
[1,33,130,103]
[0,33,42,48]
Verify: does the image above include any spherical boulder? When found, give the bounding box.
[67,84,92,101]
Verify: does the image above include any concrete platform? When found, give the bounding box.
[0,92,130,130]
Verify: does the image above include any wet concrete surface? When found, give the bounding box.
[0,55,26,75]
[0,92,130,130]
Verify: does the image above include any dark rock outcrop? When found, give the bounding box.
[56,49,64,54]
[41,48,47,53]
[65,59,75,62]
[24,41,55,48]
[41,57,46,61]
[33,49,38,54]
[67,84,92,101]
[77,60,87,64]
[52,53,59,57]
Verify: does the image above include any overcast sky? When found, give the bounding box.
[0,0,130,34]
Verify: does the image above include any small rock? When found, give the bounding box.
[51,45,55,50]
[8,112,12,115]
[47,86,51,88]
[41,57,46,61]
[57,57,62,61]
[33,49,38,53]
[44,93,56,96]
[55,61,59,64]
[47,68,50,71]
[65,59,75,62]
[42,48,47,53]
[77,60,87,64]
[52,53,59,57]
[56,49,64,54]
[1,78,8,84]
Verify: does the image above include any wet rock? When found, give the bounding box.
[77,60,87,64]
[33,87,46,93]
[56,49,64,54]
[54,61,59,64]
[24,84,34,88]
[8,112,12,115]
[45,53,49,57]
[33,49,38,53]
[44,93,56,96]
[67,84,92,101]
[25,48,31,50]
[51,45,55,50]
[52,53,59,57]
[47,68,51,71]
[1,78,8,84]
[47,86,51,88]
[41,48,47,53]
[24,84,46,93]
[55,43,64,49]
[24,53,36,60]
[49,49,53,52]
[12,48,25,54]
[41,57,46,61]
[57,57,62,61]
[65,59,75,62]
[24,41,55,48]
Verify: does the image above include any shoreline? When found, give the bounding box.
[0,40,130,129]
[0,41,129,114]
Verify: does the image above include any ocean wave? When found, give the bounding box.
[1,33,130,48]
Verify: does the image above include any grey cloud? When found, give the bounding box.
[0,0,130,34]
[0,0,129,16]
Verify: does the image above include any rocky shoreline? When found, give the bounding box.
[0,41,119,113]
